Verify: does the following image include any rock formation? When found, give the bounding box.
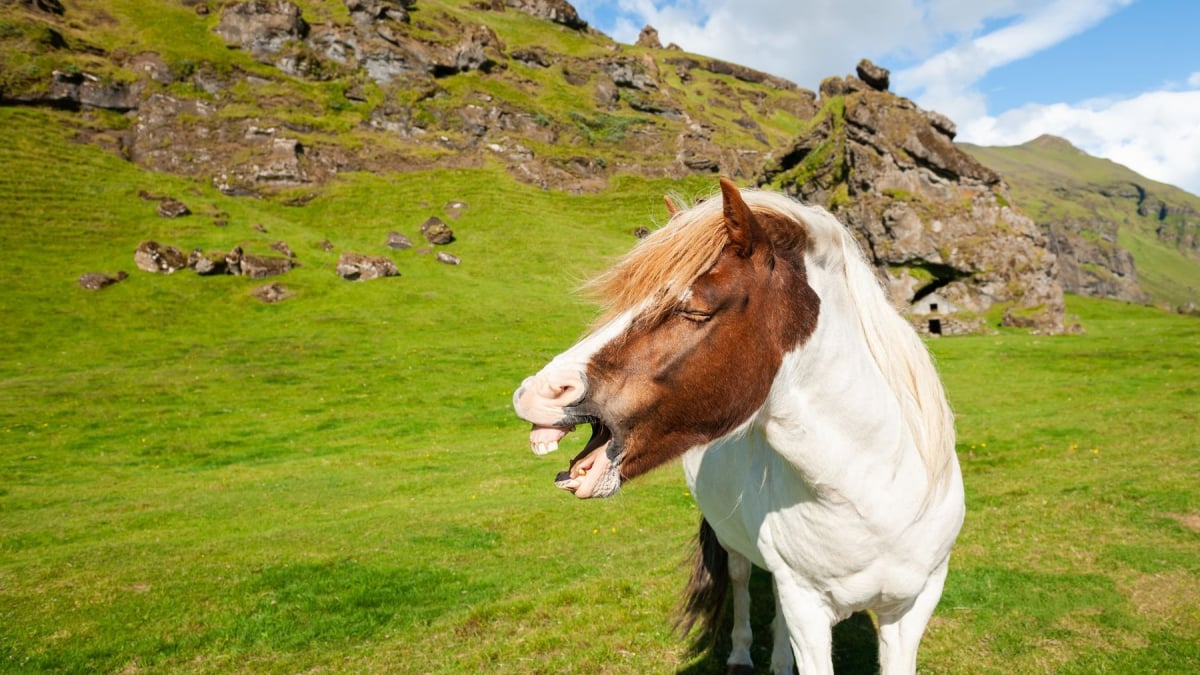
[760,65,1066,334]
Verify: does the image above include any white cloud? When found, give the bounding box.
[893,0,1133,128]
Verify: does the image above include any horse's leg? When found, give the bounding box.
[773,575,835,675]
[769,587,796,675]
[876,559,950,675]
[725,548,755,675]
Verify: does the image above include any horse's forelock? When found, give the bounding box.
[583,195,731,328]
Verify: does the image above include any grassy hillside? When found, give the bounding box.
[961,136,1200,307]
[0,0,815,189]
[2,107,1198,673]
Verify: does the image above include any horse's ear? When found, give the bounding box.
[719,177,763,257]
[663,195,680,217]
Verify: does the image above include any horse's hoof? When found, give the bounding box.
[725,665,755,675]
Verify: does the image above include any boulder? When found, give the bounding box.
[435,251,461,265]
[187,248,228,275]
[156,198,191,218]
[269,240,296,258]
[386,231,414,249]
[78,270,128,290]
[252,282,293,302]
[336,252,400,280]
[855,58,890,91]
[135,240,188,274]
[240,252,299,279]
[420,216,455,245]
[443,200,469,219]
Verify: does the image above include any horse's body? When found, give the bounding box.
[513,179,964,674]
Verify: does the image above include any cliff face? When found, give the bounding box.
[961,135,1200,310]
[760,65,1066,334]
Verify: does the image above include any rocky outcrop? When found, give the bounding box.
[215,1,309,59]
[760,65,1066,334]
[636,25,662,49]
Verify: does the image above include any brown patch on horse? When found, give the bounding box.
[583,180,820,481]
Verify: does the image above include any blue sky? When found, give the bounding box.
[572,0,1200,195]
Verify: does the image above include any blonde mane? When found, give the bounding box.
[585,186,957,497]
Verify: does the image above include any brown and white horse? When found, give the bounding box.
[513,179,964,674]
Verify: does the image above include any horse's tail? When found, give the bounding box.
[673,517,729,644]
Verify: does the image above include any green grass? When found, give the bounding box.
[1,108,1199,673]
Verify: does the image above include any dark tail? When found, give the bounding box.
[673,517,729,645]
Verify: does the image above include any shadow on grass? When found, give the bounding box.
[678,567,879,675]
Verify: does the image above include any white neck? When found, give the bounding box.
[758,265,932,517]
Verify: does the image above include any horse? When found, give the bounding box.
[513,178,964,674]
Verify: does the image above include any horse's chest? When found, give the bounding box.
[682,442,894,591]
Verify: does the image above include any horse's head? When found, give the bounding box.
[513,179,821,498]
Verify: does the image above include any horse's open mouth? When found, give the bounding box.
[528,420,618,498]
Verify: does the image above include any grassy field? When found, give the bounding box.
[1,107,1198,673]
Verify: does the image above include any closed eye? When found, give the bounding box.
[674,308,712,323]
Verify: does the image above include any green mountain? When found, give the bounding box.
[960,135,1200,309]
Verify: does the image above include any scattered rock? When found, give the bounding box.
[156,198,191,218]
[317,239,335,251]
[254,223,268,233]
[78,270,128,290]
[420,216,455,245]
[269,240,296,257]
[336,252,400,280]
[632,226,650,239]
[386,231,414,249]
[435,251,461,265]
[252,282,293,302]
[443,200,469,219]
[240,252,299,279]
[135,240,188,273]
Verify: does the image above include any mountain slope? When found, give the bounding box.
[0,0,816,193]
[961,135,1200,309]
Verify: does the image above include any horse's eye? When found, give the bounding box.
[675,308,712,323]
